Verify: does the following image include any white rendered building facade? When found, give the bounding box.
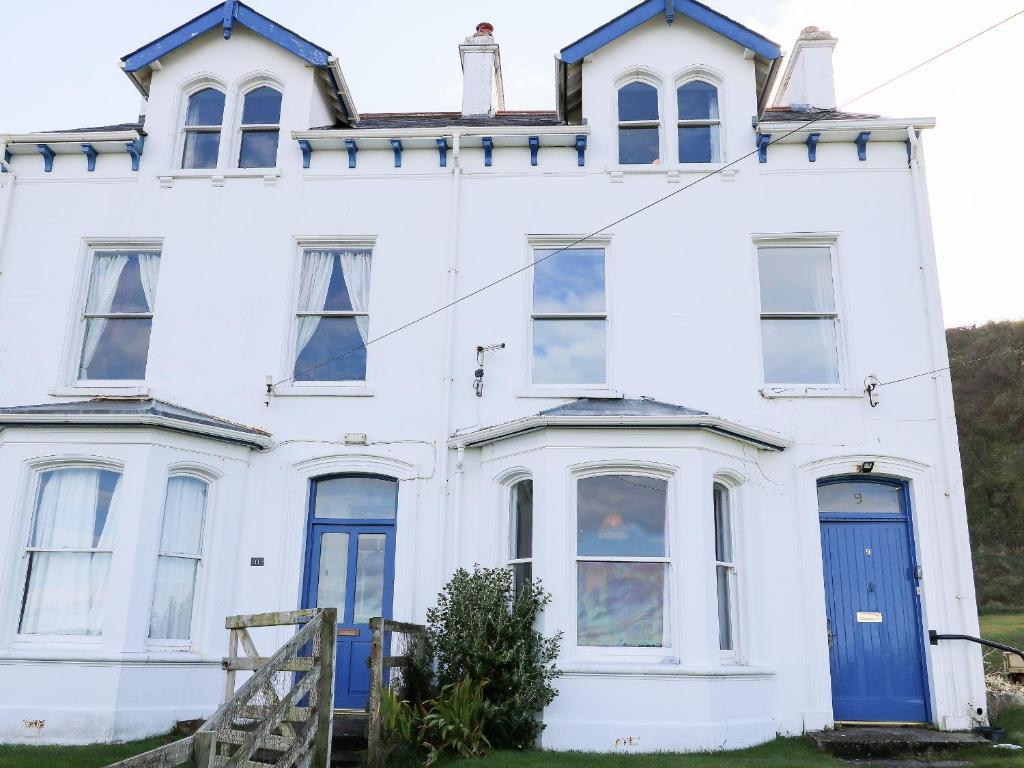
[0,0,986,752]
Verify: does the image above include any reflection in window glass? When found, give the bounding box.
[713,483,736,652]
[817,481,903,514]
[618,81,660,165]
[509,479,533,595]
[182,88,224,169]
[241,86,282,124]
[761,318,839,384]
[314,476,397,520]
[533,249,605,313]
[532,320,606,385]
[238,86,282,168]
[677,81,721,163]
[353,533,386,624]
[758,248,835,313]
[316,532,349,615]
[576,474,669,647]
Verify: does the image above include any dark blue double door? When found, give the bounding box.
[818,478,930,724]
[301,476,397,710]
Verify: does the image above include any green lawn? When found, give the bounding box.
[0,730,180,768]
[980,612,1024,675]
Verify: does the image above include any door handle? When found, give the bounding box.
[827,630,834,648]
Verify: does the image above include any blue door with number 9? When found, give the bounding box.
[301,475,397,710]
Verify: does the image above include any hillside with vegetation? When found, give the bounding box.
[947,320,1024,612]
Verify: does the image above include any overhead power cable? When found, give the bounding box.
[876,345,1024,389]
[273,8,1024,390]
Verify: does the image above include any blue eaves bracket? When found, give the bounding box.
[345,139,358,169]
[855,131,871,161]
[806,132,820,163]
[297,139,312,169]
[576,135,587,166]
[125,137,145,171]
[756,133,771,164]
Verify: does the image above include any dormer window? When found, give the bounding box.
[238,86,282,168]
[677,80,720,163]
[181,88,225,169]
[617,81,660,165]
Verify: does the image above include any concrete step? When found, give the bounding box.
[331,711,368,767]
[809,727,989,759]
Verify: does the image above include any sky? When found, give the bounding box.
[1,0,1020,328]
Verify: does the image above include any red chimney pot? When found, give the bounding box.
[476,22,494,35]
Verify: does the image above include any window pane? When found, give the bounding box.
[31,468,119,548]
[713,484,732,562]
[677,81,719,120]
[618,81,659,121]
[90,253,158,314]
[717,565,733,651]
[512,562,532,596]
[79,318,152,380]
[149,556,198,640]
[761,318,839,384]
[241,86,282,124]
[316,532,349,615]
[577,562,666,647]
[532,319,605,384]
[353,533,386,624]
[817,481,903,514]
[182,131,220,169]
[239,130,280,168]
[678,125,719,163]
[159,476,208,556]
[19,552,111,635]
[577,475,667,557]
[533,248,605,313]
[294,316,367,381]
[320,250,372,312]
[185,88,225,126]
[511,479,533,560]
[618,126,660,165]
[758,247,835,313]
[314,477,397,520]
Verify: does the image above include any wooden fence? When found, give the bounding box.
[105,607,336,768]
[365,617,427,768]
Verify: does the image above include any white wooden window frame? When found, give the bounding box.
[11,458,124,644]
[232,78,284,170]
[507,476,533,590]
[146,468,216,650]
[177,78,228,171]
[752,234,856,396]
[673,70,725,165]
[713,478,742,662]
[569,463,678,662]
[522,235,614,397]
[612,70,664,168]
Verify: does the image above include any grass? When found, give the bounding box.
[980,612,1024,676]
[0,730,181,768]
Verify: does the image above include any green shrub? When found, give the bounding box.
[425,565,562,749]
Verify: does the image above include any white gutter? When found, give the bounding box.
[905,127,979,714]
[0,413,272,449]
[449,414,792,452]
[2,130,142,147]
[438,131,463,582]
[292,125,590,142]
[756,117,936,138]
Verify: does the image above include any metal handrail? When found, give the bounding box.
[929,629,1024,664]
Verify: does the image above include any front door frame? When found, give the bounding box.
[817,474,933,725]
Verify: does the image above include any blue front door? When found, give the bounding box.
[301,475,397,710]
[818,478,930,724]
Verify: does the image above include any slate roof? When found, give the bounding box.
[313,111,563,130]
[0,397,270,448]
[760,107,882,122]
[40,117,146,135]
[539,397,708,418]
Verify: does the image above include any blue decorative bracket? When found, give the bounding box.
[482,137,494,167]
[806,132,820,163]
[665,0,675,24]
[125,137,144,171]
[36,144,55,173]
[81,144,98,172]
[528,136,539,166]
[390,139,403,168]
[297,140,312,169]
[1,149,11,173]
[855,131,870,162]
[436,138,448,168]
[345,139,358,169]
[222,0,238,38]
[575,134,587,166]
[756,133,771,164]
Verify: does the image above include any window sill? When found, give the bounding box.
[560,660,775,678]
[759,386,863,400]
[158,168,282,188]
[0,648,220,665]
[516,387,622,400]
[274,384,375,397]
[609,163,727,174]
[50,385,150,397]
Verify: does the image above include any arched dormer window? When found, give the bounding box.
[238,85,282,168]
[677,80,720,163]
[182,87,225,169]
[617,81,660,165]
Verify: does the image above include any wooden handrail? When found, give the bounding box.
[366,616,427,768]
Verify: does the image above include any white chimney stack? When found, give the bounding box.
[774,26,839,111]
[460,22,505,117]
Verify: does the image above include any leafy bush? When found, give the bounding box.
[425,565,562,749]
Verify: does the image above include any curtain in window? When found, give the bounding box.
[80,254,129,377]
[137,253,161,312]
[20,468,112,635]
[339,250,372,342]
[150,476,208,640]
[295,250,335,358]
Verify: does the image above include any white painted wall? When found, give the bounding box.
[0,10,984,753]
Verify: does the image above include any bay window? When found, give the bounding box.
[19,466,121,636]
[576,474,669,647]
[713,482,738,654]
